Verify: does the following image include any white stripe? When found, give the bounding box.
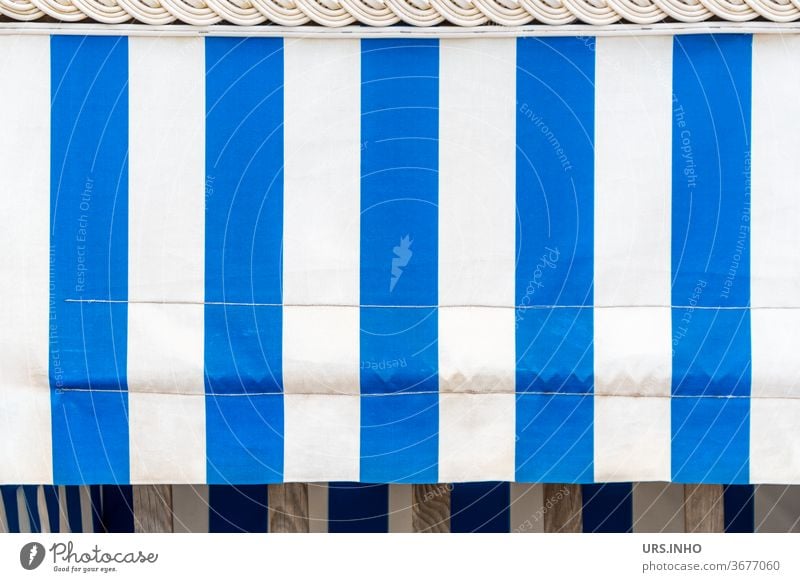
[437,38,516,483]
[751,35,800,484]
[632,482,685,533]
[593,36,672,482]
[58,486,71,533]
[307,483,329,533]
[0,490,7,533]
[282,39,360,482]
[388,485,413,533]
[172,485,209,533]
[17,488,31,533]
[439,393,515,482]
[510,483,544,533]
[80,486,93,533]
[755,485,800,532]
[0,35,52,484]
[128,37,206,484]
[37,487,51,533]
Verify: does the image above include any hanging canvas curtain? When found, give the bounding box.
[0,28,798,487]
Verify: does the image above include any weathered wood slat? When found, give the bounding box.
[268,483,309,533]
[543,484,582,533]
[133,485,173,533]
[684,484,724,532]
[412,484,450,533]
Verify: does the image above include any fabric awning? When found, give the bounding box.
[0,30,797,486]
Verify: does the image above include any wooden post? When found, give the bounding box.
[543,484,582,533]
[412,484,450,532]
[684,484,724,532]
[133,485,173,533]
[268,483,309,533]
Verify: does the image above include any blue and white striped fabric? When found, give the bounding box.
[1,32,800,486]
[4,483,799,533]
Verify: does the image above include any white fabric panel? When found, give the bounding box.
[0,35,52,484]
[129,393,206,484]
[284,395,360,482]
[751,36,800,484]
[282,40,360,482]
[751,36,800,310]
[172,485,210,533]
[438,393,515,482]
[438,38,515,395]
[755,485,800,532]
[595,396,670,482]
[593,36,672,483]
[751,399,800,484]
[128,37,206,484]
[283,38,360,308]
[594,35,672,308]
[307,483,329,533]
[438,39,515,484]
[388,484,413,533]
[510,483,544,533]
[633,482,685,533]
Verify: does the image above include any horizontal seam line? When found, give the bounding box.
[54,389,783,399]
[64,299,782,310]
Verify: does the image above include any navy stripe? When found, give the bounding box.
[515,37,595,483]
[724,485,755,533]
[360,39,439,483]
[204,38,284,484]
[99,486,134,533]
[582,483,633,533]
[209,485,269,533]
[44,486,61,533]
[671,34,752,484]
[328,483,389,533]
[22,486,41,533]
[1,486,20,532]
[90,486,102,532]
[50,35,129,485]
[65,486,83,533]
[450,482,510,533]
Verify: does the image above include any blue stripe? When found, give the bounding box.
[44,486,61,533]
[328,483,389,533]
[0,486,20,533]
[90,486,102,532]
[22,486,41,533]
[100,486,134,532]
[359,39,439,483]
[582,483,633,533]
[65,486,83,533]
[515,37,595,483]
[671,34,752,484]
[50,35,129,485]
[724,484,755,533]
[209,485,268,533]
[204,38,284,484]
[450,482,510,533]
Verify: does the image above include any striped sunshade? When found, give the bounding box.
[2,482,799,533]
[0,31,797,486]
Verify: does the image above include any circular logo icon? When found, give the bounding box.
[20,542,45,570]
